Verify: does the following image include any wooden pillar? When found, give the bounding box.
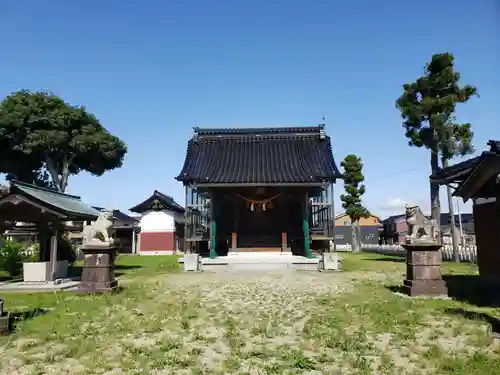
[330,183,337,252]
[184,185,190,254]
[49,229,58,281]
[281,232,287,252]
[209,192,217,258]
[231,232,237,250]
[132,228,136,254]
[136,229,141,255]
[302,190,313,258]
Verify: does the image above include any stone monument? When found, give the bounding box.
[318,252,341,271]
[401,204,448,297]
[183,253,202,272]
[0,298,10,336]
[78,210,118,293]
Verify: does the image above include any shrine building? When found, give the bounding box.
[129,190,185,255]
[431,140,500,284]
[176,125,341,258]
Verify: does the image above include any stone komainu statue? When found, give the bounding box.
[83,210,115,245]
[405,204,440,244]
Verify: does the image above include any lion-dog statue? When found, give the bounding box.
[405,204,440,244]
[83,210,115,245]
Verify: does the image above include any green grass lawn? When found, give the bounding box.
[0,253,498,375]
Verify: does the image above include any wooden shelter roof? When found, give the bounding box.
[0,180,101,222]
[430,140,500,201]
[176,125,341,185]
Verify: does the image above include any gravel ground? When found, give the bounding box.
[1,268,498,374]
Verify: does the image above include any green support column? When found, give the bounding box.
[302,191,314,258]
[209,193,217,258]
[210,220,217,259]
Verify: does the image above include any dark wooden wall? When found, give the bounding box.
[474,196,500,282]
[212,187,304,248]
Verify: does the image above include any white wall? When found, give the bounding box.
[139,210,176,232]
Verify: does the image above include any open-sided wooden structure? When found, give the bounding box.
[176,125,341,258]
[0,180,101,281]
[431,140,500,282]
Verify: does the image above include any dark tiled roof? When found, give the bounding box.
[129,190,185,214]
[430,140,500,184]
[193,126,326,136]
[430,156,480,183]
[176,126,341,184]
[0,185,8,198]
[488,140,500,153]
[2,180,101,220]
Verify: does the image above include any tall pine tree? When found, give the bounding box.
[396,53,477,226]
[340,154,370,252]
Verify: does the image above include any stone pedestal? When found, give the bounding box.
[184,254,202,272]
[0,299,10,336]
[402,243,448,297]
[78,244,118,293]
[318,253,340,271]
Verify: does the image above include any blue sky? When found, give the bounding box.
[1,0,498,217]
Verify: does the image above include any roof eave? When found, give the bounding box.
[452,155,500,201]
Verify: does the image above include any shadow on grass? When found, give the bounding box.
[443,275,500,308]
[114,264,142,277]
[9,307,50,331]
[386,285,405,294]
[385,275,500,308]
[68,264,142,278]
[0,275,22,283]
[371,257,406,263]
[445,307,500,337]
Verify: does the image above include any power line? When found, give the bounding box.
[368,166,422,182]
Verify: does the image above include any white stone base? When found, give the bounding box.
[23,260,69,283]
[318,253,341,271]
[179,253,321,272]
[183,254,201,272]
[138,250,175,256]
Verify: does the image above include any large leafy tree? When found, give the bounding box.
[0,90,127,192]
[340,154,370,252]
[395,53,477,227]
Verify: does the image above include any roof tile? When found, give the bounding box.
[177,126,340,184]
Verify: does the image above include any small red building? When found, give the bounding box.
[431,140,500,283]
[129,191,185,255]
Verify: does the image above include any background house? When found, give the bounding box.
[380,212,475,245]
[333,213,381,245]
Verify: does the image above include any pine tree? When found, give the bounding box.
[340,154,370,252]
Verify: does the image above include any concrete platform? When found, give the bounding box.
[0,279,80,293]
[179,252,321,272]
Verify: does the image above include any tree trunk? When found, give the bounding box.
[351,220,360,252]
[430,152,441,227]
[45,157,63,192]
[60,159,70,192]
[45,156,72,193]
[442,157,460,262]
